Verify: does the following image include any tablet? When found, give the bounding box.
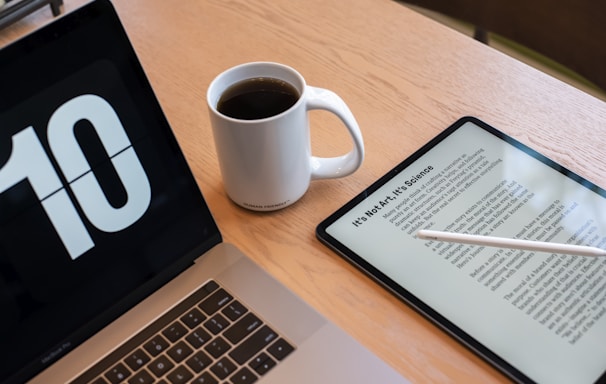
[316,116,606,384]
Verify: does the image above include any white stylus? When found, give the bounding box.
[416,229,606,257]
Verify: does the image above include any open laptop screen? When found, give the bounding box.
[0,1,221,382]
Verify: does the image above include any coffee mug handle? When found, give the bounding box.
[305,86,365,180]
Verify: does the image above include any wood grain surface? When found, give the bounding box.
[2,0,606,382]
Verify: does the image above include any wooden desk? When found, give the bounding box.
[3,0,606,382]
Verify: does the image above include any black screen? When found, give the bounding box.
[0,1,221,382]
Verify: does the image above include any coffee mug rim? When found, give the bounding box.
[207,61,307,123]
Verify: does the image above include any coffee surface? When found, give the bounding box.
[217,77,300,120]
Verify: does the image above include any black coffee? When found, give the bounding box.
[217,77,300,120]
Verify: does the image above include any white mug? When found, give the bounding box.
[207,62,364,211]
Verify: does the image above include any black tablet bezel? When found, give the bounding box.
[316,116,606,384]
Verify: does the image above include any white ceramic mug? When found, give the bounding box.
[207,62,364,211]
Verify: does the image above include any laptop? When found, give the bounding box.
[0,1,409,383]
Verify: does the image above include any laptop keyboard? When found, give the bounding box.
[72,280,295,384]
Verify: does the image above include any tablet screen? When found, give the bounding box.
[317,117,606,384]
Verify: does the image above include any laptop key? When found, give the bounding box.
[205,336,231,358]
[229,325,278,364]
[104,362,131,384]
[267,338,295,361]
[191,372,218,384]
[148,355,174,377]
[167,340,194,363]
[249,352,276,375]
[143,334,170,357]
[224,313,262,344]
[210,356,237,379]
[199,288,233,315]
[165,365,193,384]
[186,350,213,373]
[231,367,258,384]
[185,327,212,349]
[222,300,248,321]
[127,369,154,384]
[163,321,188,342]
[204,313,230,334]
[181,307,206,329]
[124,348,151,371]
[202,280,220,295]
